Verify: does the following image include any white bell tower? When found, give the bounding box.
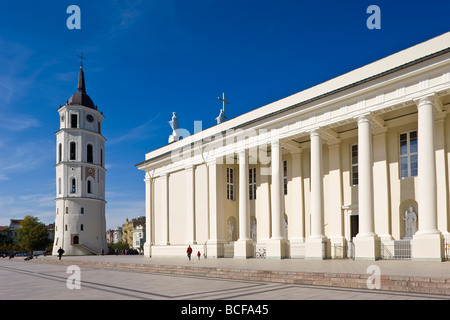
[53,63,108,256]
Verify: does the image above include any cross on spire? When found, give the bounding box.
[218,92,230,112]
[77,52,87,69]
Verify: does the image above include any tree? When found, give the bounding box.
[0,228,13,245]
[16,216,52,252]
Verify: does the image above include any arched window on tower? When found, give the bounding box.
[70,142,76,160]
[87,180,92,194]
[71,114,78,128]
[87,144,93,163]
[58,178,61,195]
[58,143,62,163]
[100,149,103,167]
[71,178,76,193]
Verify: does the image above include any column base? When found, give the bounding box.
[234,239,254,259]
[412,232,444,261]
[305,237,330,260]
[206,240,225,259]
[266,238,288,259]
[353,234,380,260]
[289,239,306,259]
[143,242,152,257]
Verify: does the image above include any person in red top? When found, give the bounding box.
[186,245,193,260]
[197,251,201,260]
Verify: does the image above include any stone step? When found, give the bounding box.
[30,258,450,296]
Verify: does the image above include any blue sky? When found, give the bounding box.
[0,0,449,230]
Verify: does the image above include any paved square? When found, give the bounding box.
[1,259,447,301]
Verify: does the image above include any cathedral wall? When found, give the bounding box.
[439,115,450,236]
[168,170,187,244]
[153,176,166,245]
[222,163,238,243]
[194,164,209,244]
[387,120,418,240]
[255,164,271,242]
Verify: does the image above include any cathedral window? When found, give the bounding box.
[71,178,76,193]
[80,224,84,231]
[58,143,62,163]
[58,178,61,195]
[70,142,76,160]
[351,144,358,185]
[226,167,235,200]
[400,130,418,178]
[87,144,93,163]
[249,167,256,200]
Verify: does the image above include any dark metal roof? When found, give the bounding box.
[67,66,96,109]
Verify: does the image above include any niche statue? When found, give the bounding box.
[402,206,417,239]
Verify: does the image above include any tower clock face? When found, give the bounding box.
[86,114,94,122]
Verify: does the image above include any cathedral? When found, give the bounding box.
[52,63,108,256]
[137,32,450,261]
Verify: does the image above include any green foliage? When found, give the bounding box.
[108,241,128,252]
[0,228,13,245]
[16,215,52,252]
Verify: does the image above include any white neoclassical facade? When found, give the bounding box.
[53,65,108,256]
[136,32,450,261]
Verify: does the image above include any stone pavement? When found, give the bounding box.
[3,258,447,302]
[28,254,450,296]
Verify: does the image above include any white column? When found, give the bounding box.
[310,129,325,239]
[206,159,225,258]
[185,166,196,244]
[235,150,253,258]
[143,173,153,256]
[357,115,376,237]
[306,129,329,259]
[266,139,287,259]
[412,96,443,261]
[160,173,170,245]
[327,139,345,257]
[271,140,283,240]
[354,115,379,260]
[238,151,250,240]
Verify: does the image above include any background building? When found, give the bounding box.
[122,216,146,247]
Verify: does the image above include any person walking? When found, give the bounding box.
[57,247,65,260]
[186,245,193,260]
[197,251,201,260]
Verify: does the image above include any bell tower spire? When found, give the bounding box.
[76,52,87,93]
[77,66,86,93]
